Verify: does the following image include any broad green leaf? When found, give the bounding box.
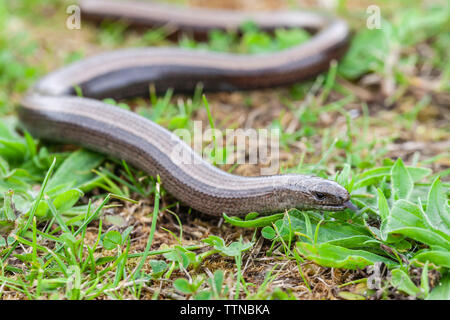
[391,158,413,200]
[52,188,83,213]
[353,166,431,190]
[47,149,104,191]
[0,138,27,162]
[212,270,224,296]
[377,188,389,221]
[427,275,450,300]
[382,200,450,251]
[149,260,168,278]
[326,236,380,250]
[202,235,225,248]
[338,28,390,79]
[1,190,15,221]
[59,232,78,252]
[261,226,276,240]
[121,226,133,242]
[390,269,421,297]
[336,163,351,191]
[270,212,376,250]
[395,7,449,46]
[338,291,366,300]
[34,200,49,218]
[0,156,9,177]
[223,212,283,228]
[219,241,253,257]
[203,235,253,257]
[101,231,122,250]
[0,120,21,141]
[39,278,68,291]
[163,247,190,268]
[104,214,127,227]
[173,278,193,294]
[0,120,27,162]
[244,212,259,221]
[425,177,450,234]
[421,262,430,297]
[274,28,310,50]
[413,251,450,269]
[194,291,212,300]
[296,242,395,269]
[95,256,116,265]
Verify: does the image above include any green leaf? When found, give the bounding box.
[353,166,431,190]
[202,235,225,249]
[377,188,390,221]
[220,241,253,257]
[203,235,253,257]
[223,212,283,228]
[420,262,430,297]
[121,226,133,243]
[1,190,15,221]
[336,163,351,191]
[194,291,212,300]
[104,215,127,228]
[338,28,390,79]
[47,149,104,191]
[163,246,190,268]
[269,212,375,249]
[149,260,168,278]
[338,291,366,300]
[59,232,78,252]
[34,200,49,218]
[212,270,224,296]
[413,251,450,269]
[173,278,193,294]
[52,188,83,213]
[0,156,9,177]
[274,28,310,50]
[245,212,259,221]
[95,256,116,265]
[382,200,450,251]
[261,226,276,240]
[390,269,421,297]
[0,236,6,247]
[391,158,413,200]
[0,120,27,162]
[425,177,450,234]
[296,242,395,269]
[101,231,122,250]
[427,274,450,300]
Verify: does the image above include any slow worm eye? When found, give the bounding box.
[314,192,326,200]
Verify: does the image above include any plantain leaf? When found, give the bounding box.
[413,250,450,269]
[424,177,450,234]
[382,200,450,251]
[296,242,395,269]
[391,158,413,200]
[47,149,104,192]
[390,269,422,297]
[427,275,450,300]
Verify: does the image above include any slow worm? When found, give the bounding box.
[19,0,357,216]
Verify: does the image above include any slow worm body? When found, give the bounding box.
[19,0,356,216]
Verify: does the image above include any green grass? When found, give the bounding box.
[0,0,449,300]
